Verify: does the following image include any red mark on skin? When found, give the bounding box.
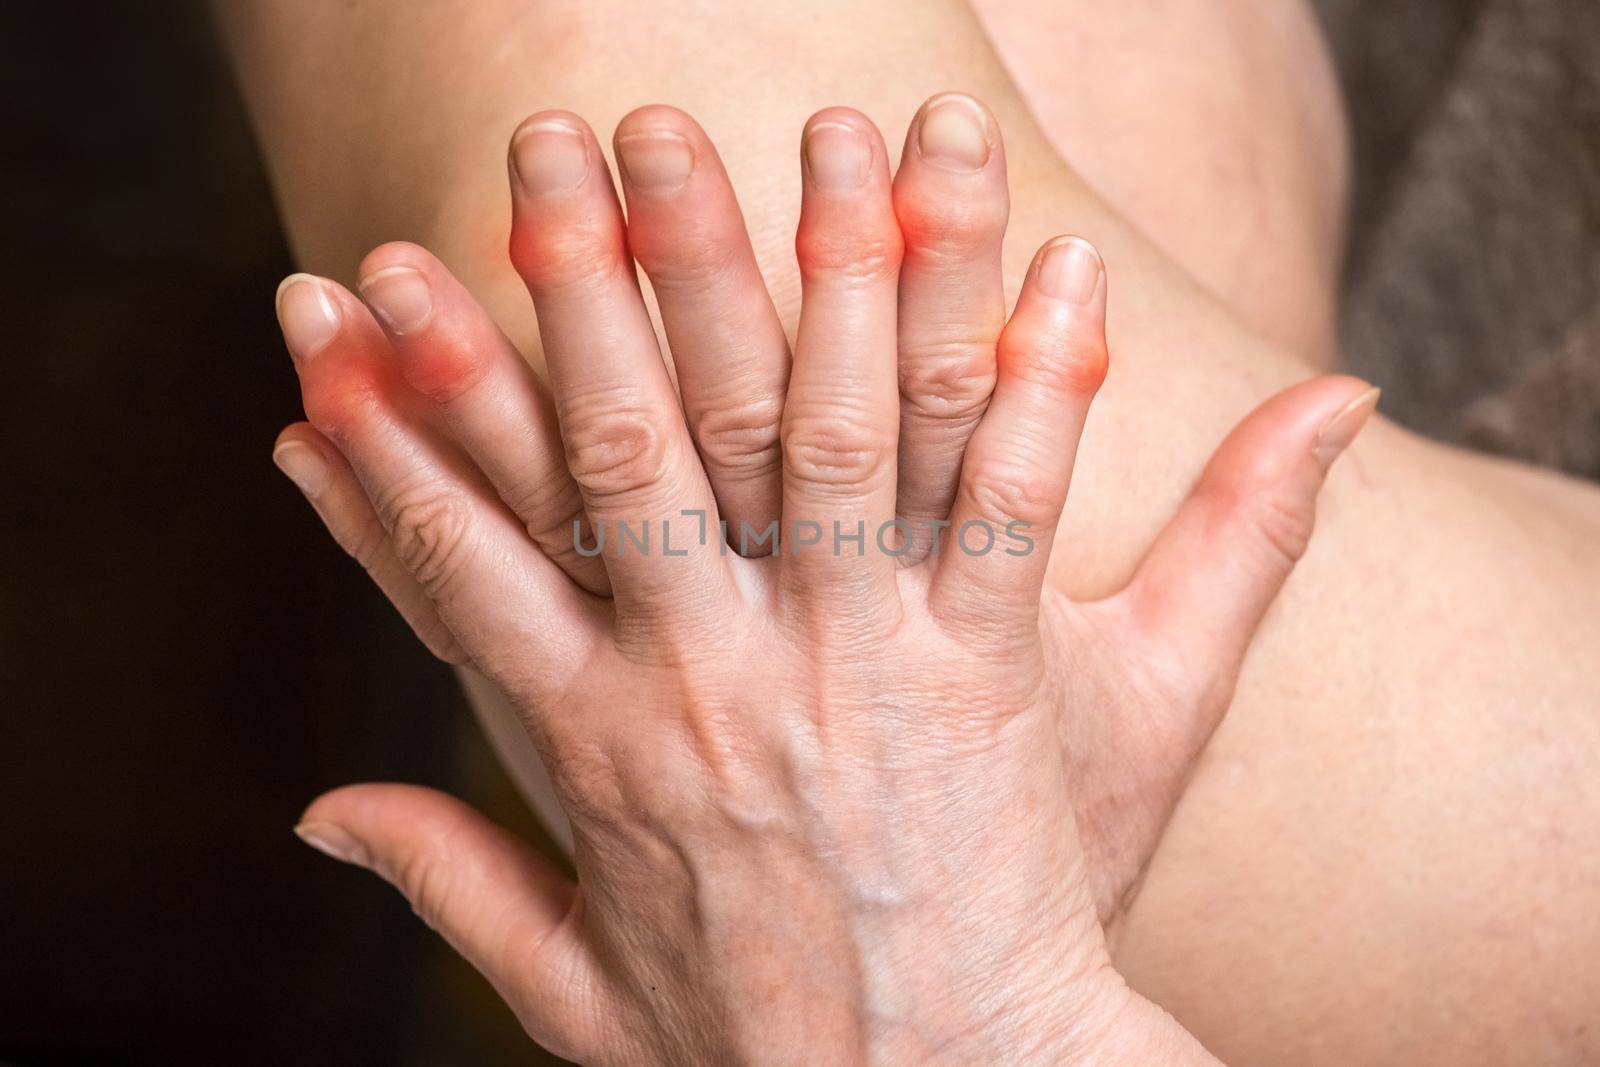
[793,218,903,282]
[396,330,489,406]
[998,316,1108,397]
[301,355,396,441]
[507,213,630,295]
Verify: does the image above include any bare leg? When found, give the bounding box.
[972,0,1348,363]
[219,3,1600,1063]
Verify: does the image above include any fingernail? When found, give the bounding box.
[917,95,989,172]
[359,266,433,334]
[511,119,591,196]
[804,121,871,191]
[616,129,694,192]
[1314,386,1381,469]
[273,441,329,499]
[295,821,371,869]
[1036,237,1102,305]
[276,274,341,356]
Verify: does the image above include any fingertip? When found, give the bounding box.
[614,103,705,157]
[802,107,888,193]
[911,92,997,174]
[358,263,435,336]
[272,423,332,499]
[510,110,598,199]
[357,239,432,278]
[276,272,343,358]
[1030,236,1106,308]
[511,108,594,147]
[294,784,476,882]
[294,819,372,869]
[272,420,321,452]
[1313,382,1380,471]
[803,105,881,140]
[1218,375,1377,481]
[296,783,452,855]
[614,106,702,198]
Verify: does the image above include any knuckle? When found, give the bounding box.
[1002,330,1108,397]
[692,392,785,481]
[529,501,593,561]
[961,463,1059,527]
[631,225,743,289]
[782,408,893,492]
[386,488,476,598]
[357,240,430,283]
[510,219,628,296]
[561,394,676,501]
[795,224,903,284]
[398,335,492,406]
[896,194,1006,257]
[500,467,582,532]
[392,847,462,935]
[899,338,997,421]
[301,371,384,443]
[546,735,629,826]
[1245,490,1314,568]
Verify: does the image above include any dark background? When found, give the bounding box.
[2,1,1596,1063]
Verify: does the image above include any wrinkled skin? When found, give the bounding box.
[273,98,1372,1064]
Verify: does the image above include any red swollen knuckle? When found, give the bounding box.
[1004,332,1108,397]
[895,194,1006,259]
[301,371,385,443]
[510,221,627,296]
[795,225,903,284]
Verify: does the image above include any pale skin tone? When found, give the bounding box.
[216,2,1600,1063]
[274,100,1372,1062]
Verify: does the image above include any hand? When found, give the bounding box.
[272,102,1372,1063]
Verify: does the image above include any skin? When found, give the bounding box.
[216,2,1600,1062]
[274,103,1373,1063]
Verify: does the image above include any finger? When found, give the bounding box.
[355,241,609,595]
[1114,375,1379,705]
[277,272,599,680]
[930,237,1108,637]
[297,784,603,1062]
[614,106,789,549]
[273,423,468,665]
[892,93,1008,560]
[780,109,903,616]
[507,112,734,630]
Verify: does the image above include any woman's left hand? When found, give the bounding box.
[272,104,1371,1064]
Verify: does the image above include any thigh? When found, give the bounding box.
[973,0,1348,363]
[221,0,1338,361]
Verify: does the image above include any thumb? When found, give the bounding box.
[296,783,601,1060]
[1118,375,1379,707]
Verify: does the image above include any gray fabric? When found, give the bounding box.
[1316,0,1600,479]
